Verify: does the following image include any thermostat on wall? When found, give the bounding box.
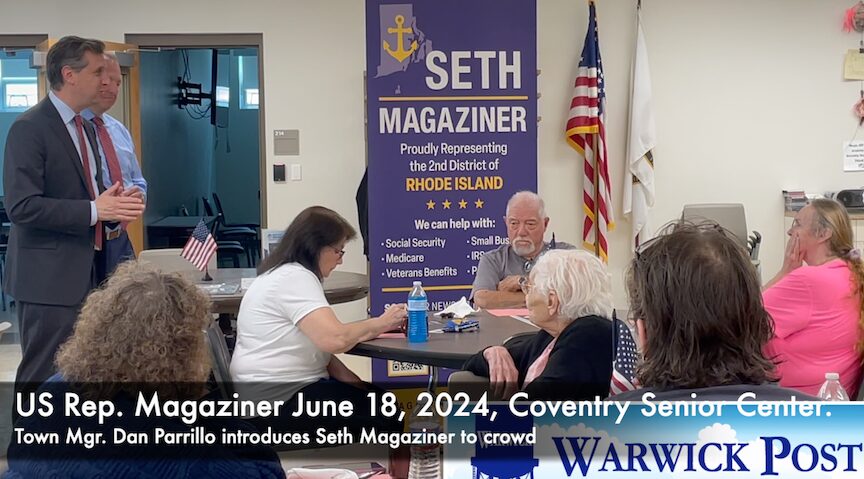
[273,164,286,182]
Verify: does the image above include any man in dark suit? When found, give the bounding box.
[3,36,146,396]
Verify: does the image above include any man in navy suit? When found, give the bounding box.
[3,36,146,395]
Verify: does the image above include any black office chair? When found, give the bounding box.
[212,192,260,229]
[216,243,244,268]
[205,196,258,267]
[203,197,257,237]
[747,231,762,261]
[202,214,245,268]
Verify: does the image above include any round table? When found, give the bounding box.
[348,310,538,370]
[185,269,369,314]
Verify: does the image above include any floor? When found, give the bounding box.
[0,306,383,475]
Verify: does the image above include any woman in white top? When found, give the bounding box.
[230,206,406,439]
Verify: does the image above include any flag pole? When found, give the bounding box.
[202,265,213,282]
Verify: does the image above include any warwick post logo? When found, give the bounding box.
[383,14,418,62]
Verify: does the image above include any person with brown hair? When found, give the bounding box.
[763,198,864,396]
[54,261,212,396]
[613,222,809,401]
[4,35,145,403]
[230,206,405,436]
[5,261,285,478]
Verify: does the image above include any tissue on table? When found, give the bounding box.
[435,296,479,319]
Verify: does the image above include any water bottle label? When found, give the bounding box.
[407,307,428,343]
[408,299,428,310]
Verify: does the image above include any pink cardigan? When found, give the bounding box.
[763,259,863,397]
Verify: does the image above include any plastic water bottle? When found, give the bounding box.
[817,372,849,401]
[408,406,441,479]
[407,281,428,343]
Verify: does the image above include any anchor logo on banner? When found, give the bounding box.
[383,14,418,62]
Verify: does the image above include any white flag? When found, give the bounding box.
[623,8,656,249]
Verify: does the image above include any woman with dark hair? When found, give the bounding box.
[230,206,406,434]
[613,222,811,401]
[763,199,864,396]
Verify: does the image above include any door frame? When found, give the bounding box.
[124,33,267,229]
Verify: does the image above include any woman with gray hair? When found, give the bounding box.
[462,249,620,400]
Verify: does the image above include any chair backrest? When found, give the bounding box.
[204,321,234,398]
[748,231,762,261]
[447,370,492,401]
[212,192,226,218]
[138,248,216,273]
[682,203,749,248]
[202,197,214,217]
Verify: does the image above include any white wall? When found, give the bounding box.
[2,0,863,308]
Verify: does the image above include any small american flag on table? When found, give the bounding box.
[181,219,218,271]
[610,317,638,396]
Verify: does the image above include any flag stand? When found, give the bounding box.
[202,265,213,282]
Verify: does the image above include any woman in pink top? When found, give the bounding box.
[763,198,864,396]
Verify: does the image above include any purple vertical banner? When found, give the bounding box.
[366,0,538,314]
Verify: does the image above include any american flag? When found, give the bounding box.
[610,317,638,396]
[181,219,217,271]
[566,1,615,263]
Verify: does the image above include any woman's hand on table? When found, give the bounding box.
[379,303,408,332]
[483,346,519,400]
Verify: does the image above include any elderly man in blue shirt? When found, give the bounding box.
[82,54,147,279]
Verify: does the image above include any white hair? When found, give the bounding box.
[505,191,546,219]
[530,249,613,322]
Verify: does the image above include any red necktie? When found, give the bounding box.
[73,115,102,250]
[91,116,123,186]
[92,116,129,231]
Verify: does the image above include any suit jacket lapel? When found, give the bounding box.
[39,99,96,197]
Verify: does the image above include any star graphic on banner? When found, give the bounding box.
[442,199,452,209]
[458,199,468,209]
[475,198,484,209]
[426,199,436,210]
